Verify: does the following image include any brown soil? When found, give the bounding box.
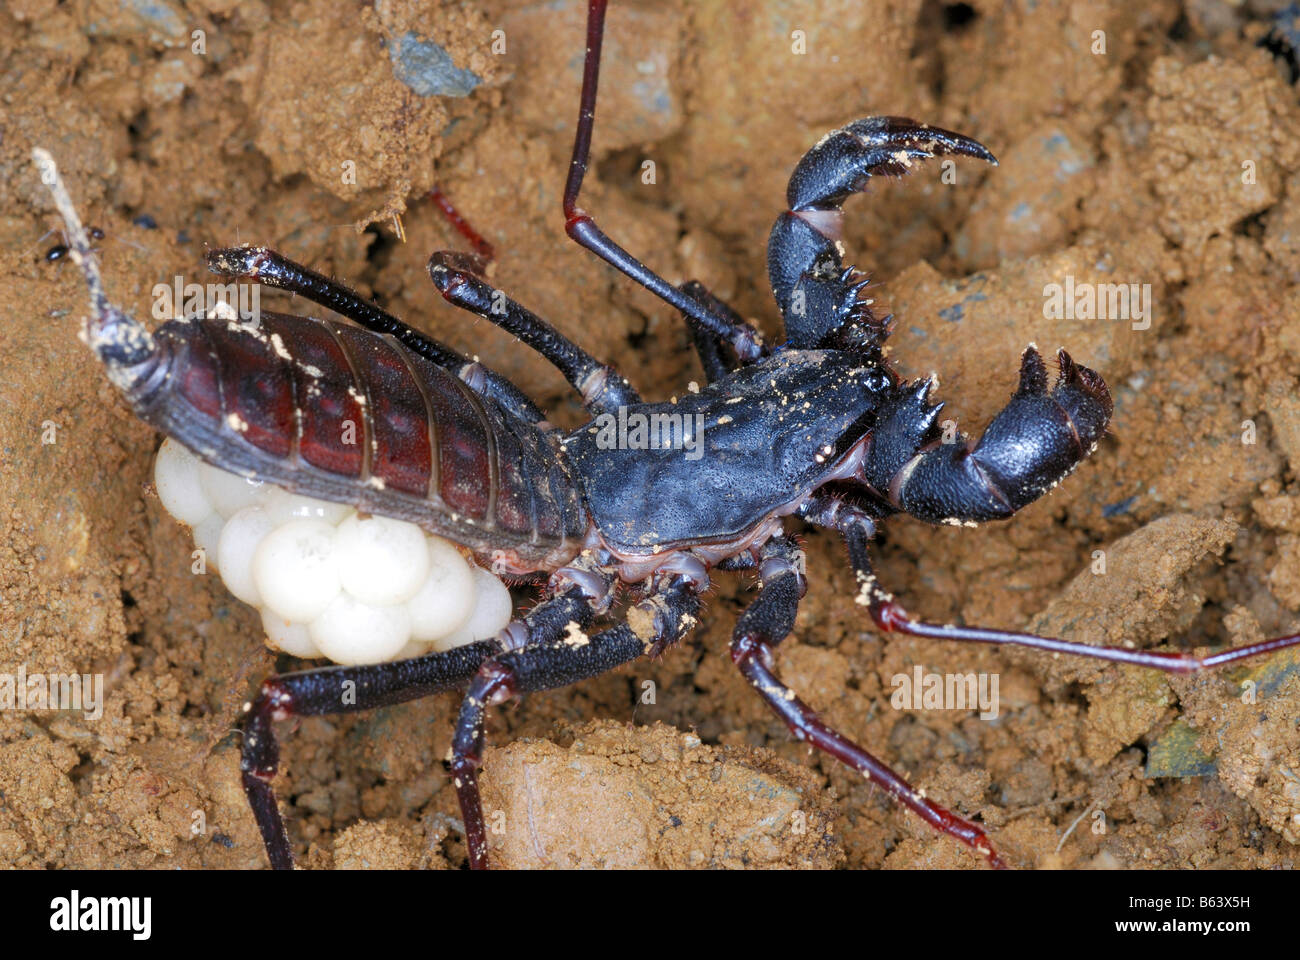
[2,0,1300,870]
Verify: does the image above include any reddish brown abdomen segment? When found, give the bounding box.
[138,311,585,570]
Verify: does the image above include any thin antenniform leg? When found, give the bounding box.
[798,494,1300,674]
[428,251,641,414]
[206,246,547,426]
[429,186,496,271]
[730,535,1006,868]
[560,0,764,363]
[451,573,700,868]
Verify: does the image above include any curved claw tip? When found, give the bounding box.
[929,125,997,166]
[957,139,998,166]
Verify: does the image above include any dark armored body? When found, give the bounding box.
[565,351,892,553]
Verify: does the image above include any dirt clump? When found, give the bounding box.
[479,720,842,868]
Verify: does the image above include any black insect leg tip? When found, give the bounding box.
[238,643,502,869]
[427,251,489,296]
[731,534,1006,869]
[206,245,270,279]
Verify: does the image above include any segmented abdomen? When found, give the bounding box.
[137,311,585,571]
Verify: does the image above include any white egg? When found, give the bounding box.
[192,513,225,574]
[199,460,269,518]
[261,609,322,659]
[156,442,523,668]
[263,487,352,525]
[154,437,213,526]
[252,519,342,622]
[392,639,434,661]
[308,593,411,665]
[217,506,276,605]
[406,539,477,642]
[431,566,512,652]
[334,514,430,606]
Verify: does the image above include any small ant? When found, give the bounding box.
[44,226,104,262]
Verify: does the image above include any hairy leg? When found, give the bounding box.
[559,0,763,362]
[450,574,700,868]
[427,251,640,414]
[680,280,752,383]
[242,560,616,869]
[730,534,1005,867]
[240,640,498,869]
